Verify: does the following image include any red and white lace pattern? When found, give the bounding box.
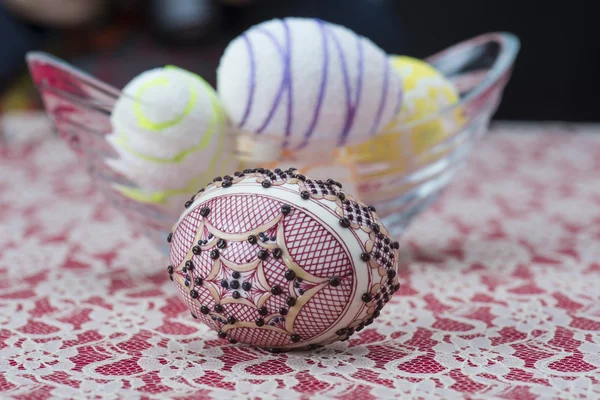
[1,115,600,399]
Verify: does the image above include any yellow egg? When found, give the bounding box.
[337,56,464,176]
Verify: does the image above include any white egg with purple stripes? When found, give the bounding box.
[217,17,403,150]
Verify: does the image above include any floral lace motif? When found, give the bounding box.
[1,118,600,398]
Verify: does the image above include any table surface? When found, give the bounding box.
[1,116,600,399]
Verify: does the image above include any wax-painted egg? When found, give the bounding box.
[337,56,463,177]
[167,168,400,350]
[107,66,236,215]
[217,18,403,154]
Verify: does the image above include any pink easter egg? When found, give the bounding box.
[167,167,400,350]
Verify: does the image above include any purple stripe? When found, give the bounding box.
[282,19,293,142]
[369,53,390,136]
[255,29,286,133]
[238,34,256,128]
[298,19,329,149]
[327,27,353,145]
[354,36,364,114]
[255,27,291,134]
[338,34,365,146]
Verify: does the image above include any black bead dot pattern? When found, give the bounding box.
[353,228,399,327]
[371,223,381,233]
[301,177,342,200]
[281,204,292,215]
[167,233,173,243]
[339,218,351,228]
[257,249,269,260]
[369,230,398,278]
[284,270,296,281]
[271,285,282,295]
[340,199,375,229]
[242,282,252,292]
[258,232,269,243]
[239,167,298,185]
[291,334,301,343]
[200,207,210,217]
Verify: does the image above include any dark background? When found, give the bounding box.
[224,0,598,122]
[1,0,597,121]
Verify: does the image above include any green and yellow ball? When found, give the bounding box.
[107,66,236,215]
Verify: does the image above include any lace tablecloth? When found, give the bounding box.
[1,116,600,399]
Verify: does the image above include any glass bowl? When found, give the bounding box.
[27,32,519,253]
[347,32,520,237]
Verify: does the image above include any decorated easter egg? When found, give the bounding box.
[337,56,463,176]
[167,168,400,350]
[217,17,403,153]
[107,66,235,215]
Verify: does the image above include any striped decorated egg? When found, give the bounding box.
[107,66,236,215]
[167,168,400,350]
[217,18,403,150]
